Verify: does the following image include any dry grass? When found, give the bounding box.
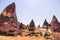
[0,36,45,40]
[0,28,52,40]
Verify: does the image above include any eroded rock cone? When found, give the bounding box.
[0,2,19,36]
[42,19,50,31]
[50,15,60,32]
[29,19,35,31]
[18,22,26,35]
[43,19,49,26]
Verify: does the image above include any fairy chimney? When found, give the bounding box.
[50,15,60,32]
[0,2,19,36]
[42,19,50,28]
[29,19,35,31]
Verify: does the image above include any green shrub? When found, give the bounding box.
[44,33,51,37]
[28,32,35,36]
[39,32,43,37]
[44,33,51,39]
[45,36,51,39]
[27,32,39,37]
[35,34,39,37]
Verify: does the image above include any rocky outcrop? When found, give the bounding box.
[42,19,50,29]
[29,19,35,31]
[38,25,40,28]
[0,2,19,36]
[19,23,26,29]
[18,22,26,35]
[50,15,60,32]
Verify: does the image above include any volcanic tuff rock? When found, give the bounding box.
[42,19,51,31]
[43,19,49,26]
[29,19,35,31]
[0,2,19,36]
[50,15,60,32]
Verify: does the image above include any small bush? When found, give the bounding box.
[27,32,39,37]
[39,32,43,37]
[45,36,51,39]
[44,33,51,39]
[35,34,39,37]
[28,32,35,36]
[44,33,51,37]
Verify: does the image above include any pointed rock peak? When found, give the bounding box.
[30,19,35,25]
[38,25,40,28]
[6,2,15,13]
[53,15,57,20]
[31,19,34,22]
[29,19,35,27]
[53,15,56,17]
[1,2,17,18]
[10,2,15,5]
[43,19,49,26]
[51,15,59,24]
[2,2,15,15]
[0,2,19,36]
[44,19,47,23]
[7,2,15,7]
[29,19,35,31]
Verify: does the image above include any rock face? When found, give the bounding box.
[38,25,40,28]
[0,2,19,36]
[18,22,26,35]
[50,15,60,32]
[29,19,35,31]
[42,19,50,29]
[19,23,26,29]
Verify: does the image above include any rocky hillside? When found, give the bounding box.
[0,2,60,40]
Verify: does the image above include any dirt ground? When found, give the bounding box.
[0,36,46,40]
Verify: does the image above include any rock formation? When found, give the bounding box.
[18,22,26,35]
[42,19,50,29]
[0,2,19,36]
[19,23,26,29]
[38,25,40,28]
[29,19,35,31]
[50,15,60,32]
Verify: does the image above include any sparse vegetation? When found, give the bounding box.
[0,1,60,40]
[27,32,39,37]
[44,33,52,40]
[39,32,43,37]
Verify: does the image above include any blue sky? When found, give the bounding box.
[0,0,60,26]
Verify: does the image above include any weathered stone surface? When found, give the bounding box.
[42,19,50,29]
[19,23,26,29]
[50,15,60,32]
[0,2,19,36]
[38,25,40,28]
[18,22,26,35]
[29,19,35,31]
